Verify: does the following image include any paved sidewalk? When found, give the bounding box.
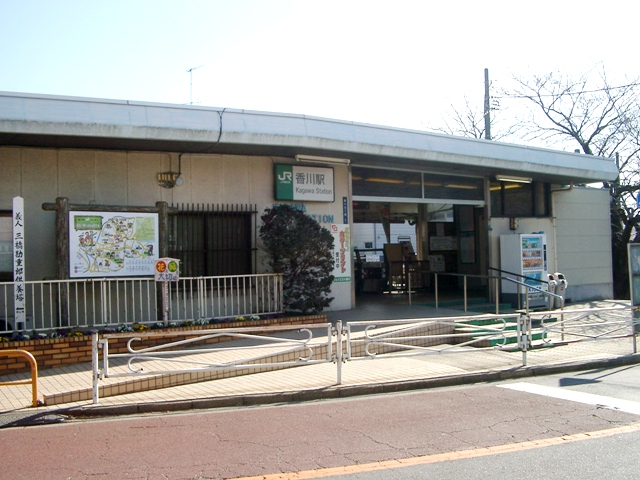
[1,297,638,425]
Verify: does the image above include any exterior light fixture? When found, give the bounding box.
[295,154,350,165]
[365,177,404,184]
[495,174,532,184]
[157,172,182,188]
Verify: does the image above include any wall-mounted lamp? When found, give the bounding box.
[157,172,183,188]
[295,154,350,165]
[495,174,532,184]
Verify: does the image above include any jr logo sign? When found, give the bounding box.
[278,170,293,182]
[274,164,334,202]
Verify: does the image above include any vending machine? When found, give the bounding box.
[500,233,548,308]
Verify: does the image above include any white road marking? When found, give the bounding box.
[499,382,640,416]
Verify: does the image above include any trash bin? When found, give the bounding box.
[547,274,557,310]
[553,272,567,308]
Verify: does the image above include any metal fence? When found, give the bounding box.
[0,273,283,334]
[92,322,333,403]
[89,304,639,403]
[344,313,522,360]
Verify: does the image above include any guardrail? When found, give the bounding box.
[91,322,334,404]
[0,350,39,407]
[344,313,522,360]
[0,273,284,334]
[88,305,638,404]
[533,305,637,345]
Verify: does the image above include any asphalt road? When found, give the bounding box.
[1,366,639,479]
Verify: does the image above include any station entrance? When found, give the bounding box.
[350,166,489,304]
[352,201,488,300]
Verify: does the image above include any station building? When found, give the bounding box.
[0,92,619,311]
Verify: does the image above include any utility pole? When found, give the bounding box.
[484,68,491,140]
[187,65,204,105]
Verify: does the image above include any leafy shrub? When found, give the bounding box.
[260,204,334,314]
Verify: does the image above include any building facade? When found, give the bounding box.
[0,92,619,312]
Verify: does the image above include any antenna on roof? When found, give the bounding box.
[187,65,204,105]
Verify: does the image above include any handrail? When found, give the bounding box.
[488,266,549,285]
[503,276,564,314]
[427,271,506,313]
[423,271,560,314]
[0,350,39,407]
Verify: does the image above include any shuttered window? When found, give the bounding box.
[169,204,257,277]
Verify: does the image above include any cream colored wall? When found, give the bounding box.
[553,187,613,300]
[0,146,352,310]
[489,186,613,302]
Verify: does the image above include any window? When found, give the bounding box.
[352,167,484,201]
[352,168,422,198]
[169,204,257,277]
[0,212,12,281]
[490,181,550,217]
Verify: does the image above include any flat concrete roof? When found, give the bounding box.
[0,91,619,184]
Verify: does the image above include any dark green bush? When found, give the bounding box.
[260,205,334,314]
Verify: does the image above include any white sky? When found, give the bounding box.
[0,0,636,135]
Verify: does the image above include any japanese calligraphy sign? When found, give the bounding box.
[274,164,335,202]
[13,196,25,327]
[330,224,351,283]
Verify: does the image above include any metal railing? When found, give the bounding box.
[532,305,636,347]
[0,273,283,334]
[0,349,39,407]
[92,322,334,403]
[410,270,560,315]
[418,272,502,312]
[88,305,638,404]
[345,313,521,360]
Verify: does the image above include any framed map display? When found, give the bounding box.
[69,211,159,278]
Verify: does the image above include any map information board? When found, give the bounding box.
[69,211,159,278]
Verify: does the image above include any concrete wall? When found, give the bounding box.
[0,146,352,311]
[489,186,613,302]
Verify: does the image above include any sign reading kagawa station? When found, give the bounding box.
[274,164,335,202]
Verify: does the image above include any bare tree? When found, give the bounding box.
[507,68,640,298]
[431,95,515,141]
[432,68,640,298]
[509,69,639,155]
[433,96,487,139]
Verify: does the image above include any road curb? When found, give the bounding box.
[58,353,640,419]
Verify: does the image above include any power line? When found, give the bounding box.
[498,81,640,99]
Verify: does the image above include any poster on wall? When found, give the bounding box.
[69,211,159,278]
[330,224,351,283]
[430,236,456,251]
